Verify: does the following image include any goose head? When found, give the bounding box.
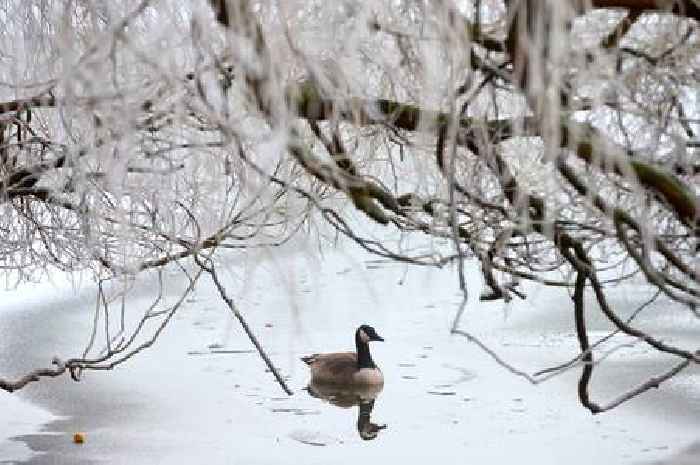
[356,324,384,344]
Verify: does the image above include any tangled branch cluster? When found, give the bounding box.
[0,0,697,410]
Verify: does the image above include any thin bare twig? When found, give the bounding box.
[195,254,293,396]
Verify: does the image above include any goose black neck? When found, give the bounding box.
[355,334,376,369]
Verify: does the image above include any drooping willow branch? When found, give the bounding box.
[0,267,202,392]
[195,254,293,396]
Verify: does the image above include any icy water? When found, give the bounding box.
[0,240,698,464]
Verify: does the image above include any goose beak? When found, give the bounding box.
[372,334,384,342]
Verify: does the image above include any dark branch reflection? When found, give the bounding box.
[305,381,387,441]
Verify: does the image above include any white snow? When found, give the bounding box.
[0,239,698,464]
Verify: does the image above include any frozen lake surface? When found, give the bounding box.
[0,240,698,464]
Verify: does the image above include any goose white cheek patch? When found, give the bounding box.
[359,329,370,343]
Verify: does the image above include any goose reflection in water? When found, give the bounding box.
[306,381,387,440]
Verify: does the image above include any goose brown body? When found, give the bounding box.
[302,352,384,385]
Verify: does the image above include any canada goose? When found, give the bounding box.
[301,325,384,386]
